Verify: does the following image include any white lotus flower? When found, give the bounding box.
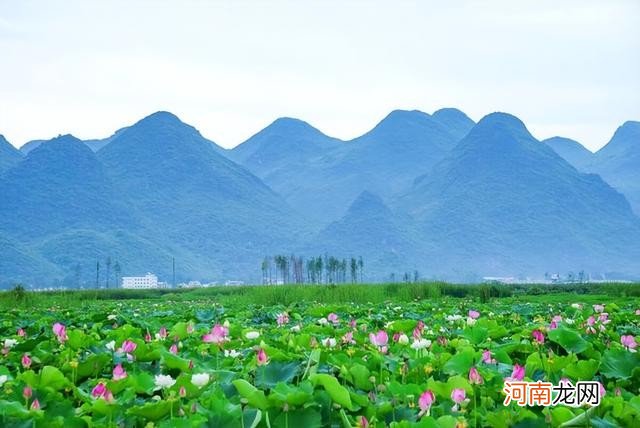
[322,338,337,348]
[105,340,116,351]
[107,314,117,320]
[245,331,260,340]
[466,317,477,326]
[290,325,301,333]
[411,338,431,350]
[398,334,409,345]
[318,317,328,326]
[191,373,210,388]
[0,375,7,387]
[224,349,241,358]
[4,339,17,348]
[223,320,230,328]
[154,374,176,389]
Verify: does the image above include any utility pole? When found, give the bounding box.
[95,261,100,289]
[172,257,176,288]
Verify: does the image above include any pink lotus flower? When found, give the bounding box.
[469,367,483,385]
[256,348,268,366]
[52,323,67,343]
[179,386,187,397]
[369,330,388,347]
[327,313,339,324]
[121,340,137,354]
[276,312,289,326]
[103,390,114,402]
[413,326,422,339]
[23,386,32,400]
[169,343,178,354]
[145,329,152,342]
[186,323,194,334]
[549,316,562,330]
[482,350,496,364]
[203,324,229,344]
[468,310,480,319]
[17,328,26,337]
[413,320,425,339]
[418,390,436,417]
[621,335,637,352]
[635,309,640,316]
[113,363,127,381]
[586,316,597,334]
[92,382,107,398]
[599,382,607,398]
[158,326,168,339]
[30,398,40,410]
[21,354,32,369]
[349,319,357,329]
[342,331,355,345]
[532,330,545,344]
[358,415,369,428]
[508,363,525,381]
[451,388,466,404]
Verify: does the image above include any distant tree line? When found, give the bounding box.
[261,255,364,285]
[93,257,122,289]
[388,271,421,283]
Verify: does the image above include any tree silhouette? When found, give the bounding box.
[113,261,121,288]
[105,257,112,289]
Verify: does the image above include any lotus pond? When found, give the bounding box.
[0,289,639,427]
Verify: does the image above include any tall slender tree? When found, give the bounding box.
[95,261,100,289]
[105,257,112,289]
[114,261,122,288]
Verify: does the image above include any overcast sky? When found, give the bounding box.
[1,0,638,152]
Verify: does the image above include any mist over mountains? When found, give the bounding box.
[1,109,639,287]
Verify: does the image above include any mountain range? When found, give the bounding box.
[1,109,638,286]
[544,121,640,216]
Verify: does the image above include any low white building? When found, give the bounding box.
[122,273,159,289]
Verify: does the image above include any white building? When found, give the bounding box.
[122,273,159,289]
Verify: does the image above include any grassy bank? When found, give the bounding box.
[2,281,639,309]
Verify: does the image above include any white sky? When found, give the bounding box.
[1,0,638,152]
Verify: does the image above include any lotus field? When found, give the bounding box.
[1,292,639,427]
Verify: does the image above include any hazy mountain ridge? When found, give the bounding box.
[398,113,640,278]
[0,135,23,175]
[542,122,640,216]
[235,109,474,224]
[590,121,640,215]
[1,109,639,286]
[543,136,594,170]
[19,127,129,155]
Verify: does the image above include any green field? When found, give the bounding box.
[0,283,639,427]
